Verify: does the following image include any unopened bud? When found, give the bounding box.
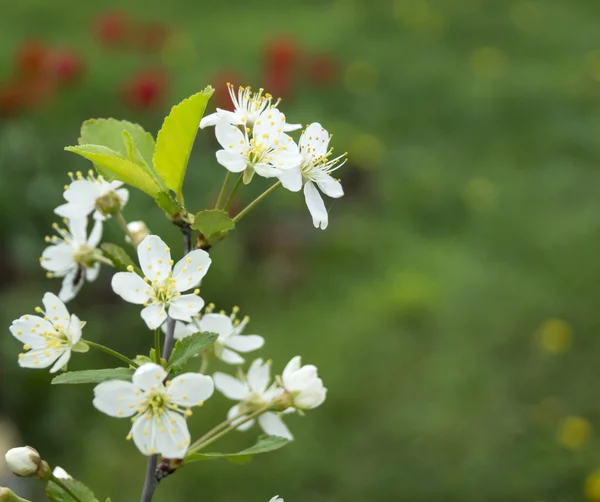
[126,221,151,247]
[5,446,40,477]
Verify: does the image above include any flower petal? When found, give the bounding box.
[283,122,302,132]
[64,180,99,204]
[219,348,246,365]
[173,249,211,292]
[216,150,248,173]
[199,112,219,129]
[141,304,167,329]
[42,293,70,324]
[66,314,83,344]
[258,412,293,440]
[282,356,301,381]
[253,109,285,145]
[116,188,129,209]
[85,263,101,282]
[225,334,264,353]
[213,372,248,400]
[93,380,140,417]
[41,243,75,273]
[54,202,93,219]
[132,363,167,391]
[168,373,214,407]
[198,313,233,340]
[170,321,196,340]
[18,347,63,370]
[215,121,246,153]
[168,295,205,322]
[154,411,190,458]
[130,413,156,456]
[303,181,328,230]
[247,358,270,394]
[253,163,282,178]
[299,123,330,158]
[10,316,55,347]
[87,219,103,248]
[50,349,71,373]
[67,217,88,244]
[59,269,84,303]
[278,167,302,193]
[317,175,344,199]
[227,404,254,431]
[137,235,172,281]
[111,272,150,304]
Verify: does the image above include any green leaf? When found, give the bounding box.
[52,368,134,385]
[46,478,97,502]
[191,209,235,240]
[65,145,161,197]
[155,191,182,217]
[153,86,214,202]
[168,332,218,374]
[79,118,155,169]
[184,435,291,464]
[100,243,142,276]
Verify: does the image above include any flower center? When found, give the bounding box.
[74,244,95,266]
[95,190,122,216]
[149,277,179,306]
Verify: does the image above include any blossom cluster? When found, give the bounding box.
[201,83,347,230]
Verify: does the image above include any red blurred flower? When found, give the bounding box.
[14,40,49,78]
[0,82,25,117]
[121,69,168,110]
[49,49,85,85]
[306,53,339,87]
[94,11,132,47]
[263,37,300,99]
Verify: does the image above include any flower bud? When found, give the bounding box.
[5,446,40,477]
[280,356,327,410]
[126,221,150,247]
[95,190,123,216]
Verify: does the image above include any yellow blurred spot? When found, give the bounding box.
[529,396,562,427]
[470,47,508,79]
[585,50,600,83]
[585,468,600,501]
[462,177,498,212]
[344,61,378,94]
[394,0,444,33]
[558,416,592,451]
[350,134,385,169]
[536,318,573,354]
[510,2,542,32]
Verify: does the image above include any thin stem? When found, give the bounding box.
[188,406,270,454]
[154,329,161,362]
[85,340,137,368]
[188,410,248,452]
[232,181,281,223]
[223,174,243,211]
[215,171,232,209]
[115,212,134,243]
[51,477,83,502]
[199,353,210,374]
[95,255,115,267]
[140,455,158,502]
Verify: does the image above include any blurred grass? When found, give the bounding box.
[2,0,600,501]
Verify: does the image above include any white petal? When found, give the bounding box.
[66,314,83,344]
[247,358,270,394]
[215,121,246,153]
[154,411,190,458]
[137,235,172,282]
[213,372,248,400]
[41,243,75,272]
[132,363,167,391]
[50,349,71,372]
[168,373,214,406]
[168,295,205,322]
[237,417,255,431]
[59,269,84,303]
[130,413,156,456]
[116,188,129,209]
[171,321,196,340]
[18,347,63,370]
[285,365,318,390]
[225,334,264,353]
[54,202,92,219]
[64,180,100,204]
[67,217,88,244]
[299,123,330,158]
[141,304,168,329]
[53,467,71,479]
[282,356,301,381]
[283,122,302,132]
[173,249,211,292]
[216,150,248,173]
[253,109,285,145]
[198,313,233,340]
[42,293,70,323]
[295,383,327,409]
[216,109,244,126]
[304,181,328,230]
[111,272,150,304]
[85,263,101,282]
[93,380,140,417]
[258,412,293,440]
[219,347,245,365]
[199,112,219,128]
[253,163,282,179]
[10,316,55,347]
[317,175,344,199]
[278,167,302,192]
[87,219,103,248]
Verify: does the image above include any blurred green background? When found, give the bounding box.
[2,0,600,500]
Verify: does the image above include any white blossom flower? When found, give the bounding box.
[55,170,129,221]
[214,108,302,184]
[111,235,211,329]
[200,84,300,132]
[168,305,264,365]
[40,217,104,302]
[52,466,71,479]
[278,123,346,230]
[93,362,214,458]
[5,446,41,477]
[213,359,293,440]
[9,293,85,373]
[269,497,283,502]
[280,356,326,410]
